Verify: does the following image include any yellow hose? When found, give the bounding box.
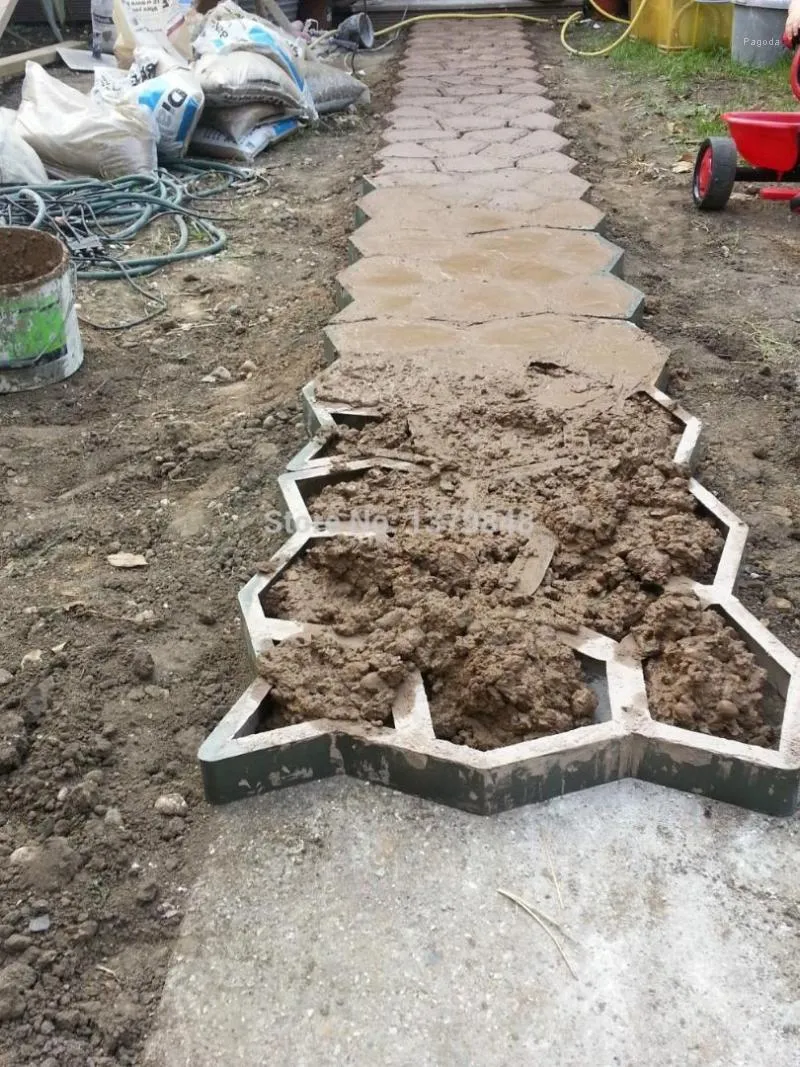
[561,0,651,56]
[371,5,651,59]
[373,12,552,37]
[587,0,631,25]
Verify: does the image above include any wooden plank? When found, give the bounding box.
[0,38,81,79]
[0,0,20,42]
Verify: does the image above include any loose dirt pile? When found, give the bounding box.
[630,594,776,747]
[306,394,723,639]
[260,533,598,748]
[258,319,777,748]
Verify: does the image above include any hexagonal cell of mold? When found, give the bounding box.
[634,592,792,751]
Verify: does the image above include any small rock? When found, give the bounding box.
[154,793,188,817]
[577,99,592,110]
[107,552,148,569]
[752,446,769,460]
[239,359,258,375]
[0,711,28,774]
[4,934,32,954]
[131,648,155,682]
[768,597,793,613]
[144,685,169,700]
[136,878,159,904]
[9,837,79,892]
[197,609,216,626]
[28,915,50,934]
[74,920,98,942]
[359,672,383,694]
[104,807,124,829]
[134,610,156,627]
[0,669,13,686]
[20,649,43,668]
[0,962,36,1022]
[206,365,232,383]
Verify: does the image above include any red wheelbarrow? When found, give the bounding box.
[693,37,800,212]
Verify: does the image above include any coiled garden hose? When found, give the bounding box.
[0,161,260,328]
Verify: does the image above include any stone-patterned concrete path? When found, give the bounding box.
[199,17,799,815]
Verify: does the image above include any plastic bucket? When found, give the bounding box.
[731,0,790,66]
[0,228,83,394]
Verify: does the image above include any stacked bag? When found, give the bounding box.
[189,2,317,162]
[5,0,370,179]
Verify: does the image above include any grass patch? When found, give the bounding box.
[565,26,795,142]
[609,39,791,97]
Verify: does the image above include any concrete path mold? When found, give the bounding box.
[199,20,800,817]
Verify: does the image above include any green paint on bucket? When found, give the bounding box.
[0,228,83,394]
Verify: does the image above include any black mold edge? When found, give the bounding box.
[631,731,800,817]
[199,686,800,815]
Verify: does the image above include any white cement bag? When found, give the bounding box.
[191,116,298,163]
[93,61,204,160]
[192,2,306,71]
[194,52,314,119]
[112,0,192,69]
[0,108,48,184]
[16,62,157,179]
[203,103,282,141]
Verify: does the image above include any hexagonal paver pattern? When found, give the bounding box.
[354,187,604,233]
[334,244,643,324]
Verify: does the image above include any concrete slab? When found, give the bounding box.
[323,315,668,396]
[362,171,593,214]
[335,257,643,325]
[347,226,620,267]
[143,778,800,1067]
[354,188,604,233]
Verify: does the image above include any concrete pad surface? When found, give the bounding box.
[143,778,800,1067]
[324,315,668,398]
[335,251,643,325]
[354,193,604,235]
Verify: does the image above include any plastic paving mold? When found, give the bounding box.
[200,21,800,817]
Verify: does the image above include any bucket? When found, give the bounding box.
[0,228,83,394]
[731,0,789,66]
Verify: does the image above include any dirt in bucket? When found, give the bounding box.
[0,228,64,289]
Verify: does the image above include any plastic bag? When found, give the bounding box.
[93,57,204,160]
[92,0,116,56]
[0,108,48,184]
[302,59,369,116]
[112,0,192,69]
[203,103,282,141]
[194,51,314,120]
[191,116,298,163]
[192,2,306,72]
[16,62,157,179]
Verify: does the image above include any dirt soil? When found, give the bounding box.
[2,22,800,1063]
[537,29,800,654]
[0,56,394,1066]
[260,531,600,748]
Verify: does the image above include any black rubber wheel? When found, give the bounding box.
[692,137,738,211]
